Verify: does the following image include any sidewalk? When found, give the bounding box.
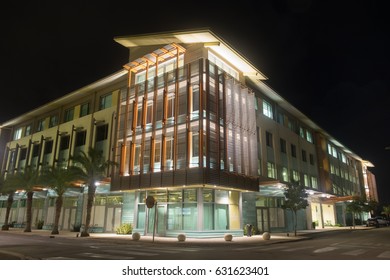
[1,225,372,246]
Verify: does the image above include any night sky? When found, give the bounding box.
[1,1,389,205]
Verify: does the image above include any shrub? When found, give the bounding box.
[35,219,44,229]
[116,223,133,234]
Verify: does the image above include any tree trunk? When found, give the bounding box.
[294,210,297,236]
[80,184,96,237]
[24,191,34,232]
[1,193,14,231]
[51,195,63,234]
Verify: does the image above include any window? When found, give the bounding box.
[96,124,108,142]
[311,176,318,189]
[262,100,273,119]
[75,130,86,147]
[292,170,300,182]
[60,135,70,151]
[208,52,239,80]
[44,140,53,154]
[25,124,32,136]
[304,174,309,187]
[282,167,289,182]
[19,148,27,161]
[306,130,313,143]
[37,118,45,132]
[80,102,90,117]
[99,93,112,110]
[299,127,305,138]
[49,115,58,128]
[280,138,287,153]
[32,144,40,157]
[13,128,22,140]
[266,131,273,148]
[302,150,307,162]
[267,162,276,178]
[291,144,296,158]
[309,154,315,165]
[63,108,74,123]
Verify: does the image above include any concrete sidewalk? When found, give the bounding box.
[1,225,372,246]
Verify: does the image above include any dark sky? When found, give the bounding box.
[1,1,389,204]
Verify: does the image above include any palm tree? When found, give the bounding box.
[40,166,82,234]
[5,166,42,232]
[381,205,390,219]
[71,147,117,237]
[0,176,16,230]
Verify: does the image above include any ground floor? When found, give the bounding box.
[0,186,370,237]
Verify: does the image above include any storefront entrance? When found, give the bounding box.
[256,207,270,233]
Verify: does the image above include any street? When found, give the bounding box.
[0,227,389,260]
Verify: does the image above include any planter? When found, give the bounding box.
[224,234,233,241]
[177,234,186,242]
[132,232,141,241]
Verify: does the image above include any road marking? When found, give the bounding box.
[256,245,289,251]
[342,249,367,256]
[377,251,390,258]
[102,249,159,256]
[281,246,314,252]
[313,247,338,253]
[80,252,135,259]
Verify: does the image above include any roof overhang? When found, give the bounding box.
[114,29,268,80]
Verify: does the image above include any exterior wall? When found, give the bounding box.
[0,30,378,237]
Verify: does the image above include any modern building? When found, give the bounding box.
[0,29,377,237]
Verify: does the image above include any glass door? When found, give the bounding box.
[256,207,270,233]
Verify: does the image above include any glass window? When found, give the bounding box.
[306,130,313,143]
[266,131,273,147]
[292,170,300,182]
[13,128,22,140]
[44,140,53,154]
[291,144,296,157]
[99,93,112,110]
[302,150,307,162]
[32,144,40,157]
[280,138,286,153]
[311,176,318,189]
[37,118,45,132]
[304,174,309,186]
[49,115,58,128]
[309,154,314,165]
[25,124,32,136]
[282,167,289,182]
[267,162,276,178]
[80,103,90,117]
[75,130,86,147]
[262,100,273,119]
[208,52,238,80]
[96,124,108,142]
[60,135,70,151]
[63,108,74,123]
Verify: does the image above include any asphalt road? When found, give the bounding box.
[0,226,389,260]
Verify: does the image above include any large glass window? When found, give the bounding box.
[167,189,197,231]
[267,162,276,178]
[262,100,273,119]
[13,128,22,140]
